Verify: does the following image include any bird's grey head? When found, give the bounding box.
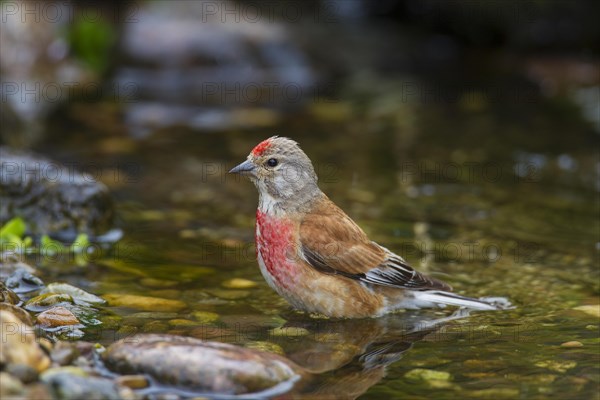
[229,136,320,211]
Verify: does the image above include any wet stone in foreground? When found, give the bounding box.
[102,334,304,396]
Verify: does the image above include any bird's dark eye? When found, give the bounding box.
[266,158,278,167]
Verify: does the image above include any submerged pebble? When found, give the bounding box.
[404,368,454,389]
[191,311,220,324]
[222,278,258,289]
[104,294,186,312]
[115,374,149,389]
[573,305,600,318]
[560,341,584,348]
[404,368,451,381]
[168,319,198,327]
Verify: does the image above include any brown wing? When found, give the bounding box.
[299,196,451,292]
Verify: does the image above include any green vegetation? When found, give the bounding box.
[1,217,90,260]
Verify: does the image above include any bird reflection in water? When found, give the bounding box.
[274,309,471,399]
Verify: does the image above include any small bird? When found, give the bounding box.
[230,137,511,318]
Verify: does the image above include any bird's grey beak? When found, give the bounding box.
[229,159,256,175]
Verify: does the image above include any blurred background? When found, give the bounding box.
[1,1,599,398]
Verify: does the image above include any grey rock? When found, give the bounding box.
[5,363,39,384]
[42,371,122,400]
[0,146,114,238]
[0,254,44,294]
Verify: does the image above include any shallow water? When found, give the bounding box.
[28,84,599,399]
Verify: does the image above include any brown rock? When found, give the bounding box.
[0,311,51,372]
[36,306,79,327]
[50,342,80,366]
[560,341,584,348]
[103,334,305,395]
[115,374,149,389]
[0,281,20,304]
[103,294,186,312]
[0,303,34,325]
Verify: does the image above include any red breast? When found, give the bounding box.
[256,209,299,290]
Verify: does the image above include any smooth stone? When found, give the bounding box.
[0,303,34,325]
[103,334,303,395]
[221,278,258,289]
[560,341,584,348]
[41,283,106,305]
[115,375,149,389]
[24,293,74,312]
[191,311,220,324]
[573,305,600,318]
[41,370,121,400]
[50,342,80,366]
[0,281,20,304]
[0,372,25,396]
[404,368,451,381]
[5,363,39,383]
[40,366,89,380]
[168,319,198,327]
[104,294,186,312]
[37,306,80,328]
[0,311,51,372]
